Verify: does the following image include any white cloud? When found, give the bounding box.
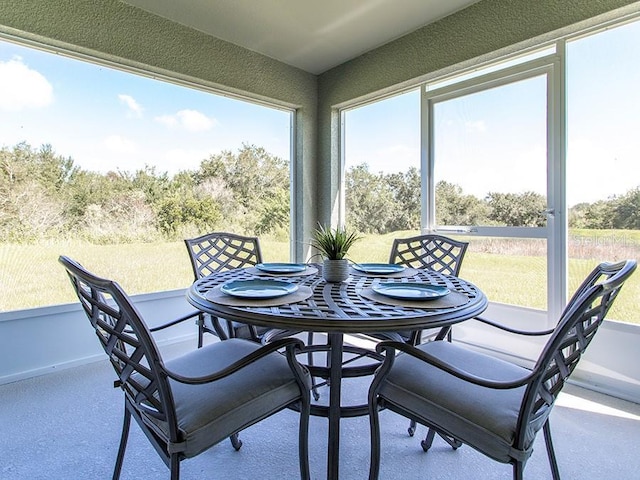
[155,109,217,132]
[103,135,137,154]
[0,56,53,111]
[118,94,143,117]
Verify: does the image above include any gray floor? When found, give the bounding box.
[2,338,640,480]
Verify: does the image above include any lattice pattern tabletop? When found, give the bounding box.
[187,264,487,333]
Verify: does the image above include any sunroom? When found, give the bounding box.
[1,1,639,479]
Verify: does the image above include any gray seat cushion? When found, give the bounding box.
[145,338,309,458]
[378,341,550,463]
[203,315,270,339]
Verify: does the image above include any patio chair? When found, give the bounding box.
[59,255,311,480]
[384,233,469,342]
[184,232,266,346]
[367,259,636,480]
[377,233,468,436]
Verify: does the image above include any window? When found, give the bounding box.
[342,89,420,262]
[0,38,293,311]
[342,16,640,323]
[429,71,550,311]
[566,19,640,323]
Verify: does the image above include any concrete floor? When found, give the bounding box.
[2,338,640,480]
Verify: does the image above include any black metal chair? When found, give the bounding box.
[59,255,311,480]
[184,232,266,346]
[367,259,636,480]
[385,233,469,343]
[377,233,469,437]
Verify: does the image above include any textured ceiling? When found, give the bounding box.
[123,0,480,74]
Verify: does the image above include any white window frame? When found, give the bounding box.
[421,52,567,321]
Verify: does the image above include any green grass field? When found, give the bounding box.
[1,231,638,323]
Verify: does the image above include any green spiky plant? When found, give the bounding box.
[310,224,362,260]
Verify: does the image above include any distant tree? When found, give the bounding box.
[568,202,590,228]
[0,143,71,240]
[255,188,290,235]
[130,166,171,205]
[436,181,488,226]
[385,167,421,231]
[581,200,616,229]
[611,187,640,229]
[155,192,221,238]
[486,191,547,227]
[197,144,290,234]
[345,164,396,233]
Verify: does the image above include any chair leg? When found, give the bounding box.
[170,453,180,480]
[421,428,436,452]
[408,419,417,436]
[543,420,561,480]
[513,461,524,480]
[421,428,462,452]
[439,432,462,450]
[230,433,243,451]
[368,399,382,480]
[112,408,131,480]
[298,398,311,480]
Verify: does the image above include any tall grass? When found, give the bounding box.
[1,231,638,323]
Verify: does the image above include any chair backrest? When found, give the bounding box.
[184,232,263,279]
[388,234,469,275]
[59,256,180,439]
[517,259,636,448]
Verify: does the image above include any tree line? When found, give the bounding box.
[1,142,638,243]
[345,163,640,234]
[0,142,289,243]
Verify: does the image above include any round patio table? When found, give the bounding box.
[187,264,487,480]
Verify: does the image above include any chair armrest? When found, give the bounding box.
[162,337,305,385]
[375,340,535,390]
[149,310,201,332]
[473,315,555,336]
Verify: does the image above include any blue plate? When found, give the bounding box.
[220,279,298,299]
[352,263,405,274]
[373,282,450,300]
[256,263,308,273]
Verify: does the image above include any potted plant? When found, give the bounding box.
[310,224,362,282]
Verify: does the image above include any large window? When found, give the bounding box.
[342,89,420,262]
[430,71,550,311]
[343,17,640,323]
[566,19,640,323]
[0,38,293,311]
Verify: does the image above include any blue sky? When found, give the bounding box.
[0,39,291,175]
[1,17,639,207]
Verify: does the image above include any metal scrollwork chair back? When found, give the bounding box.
[59,255,311,480]
[368,259,636,480]
[184,232,264,345]
[387,233,469,341]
